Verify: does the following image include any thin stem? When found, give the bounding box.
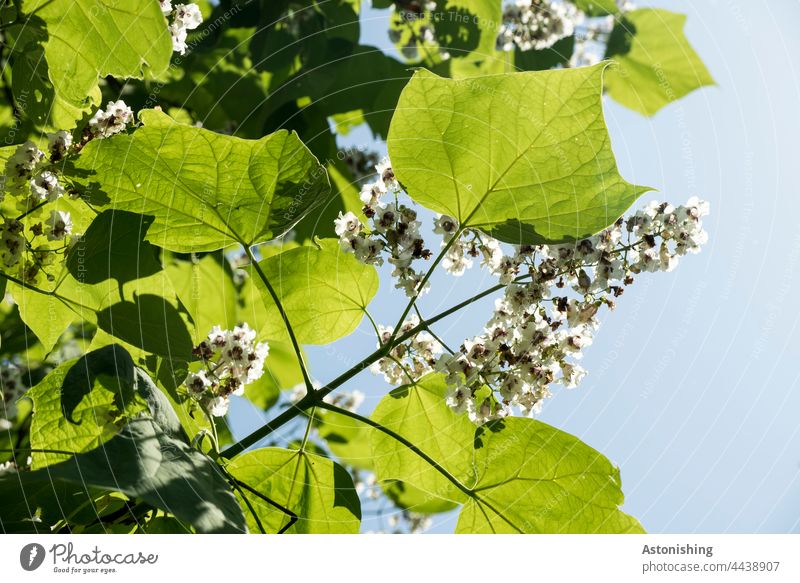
[316,401,472,499]
[244,245,314,393]
[413,304,455,355]
[15,200,48,221]
[300,406,316,451]
[232,476,298,534]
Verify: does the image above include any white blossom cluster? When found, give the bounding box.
[160,1,203,55]
[0,363,26,431]
[87,100,134,139]
[370,315,442,385]
[496,0,579,52]
[335,158,433,297]
[185,324,269,417]
[435,197,710,425]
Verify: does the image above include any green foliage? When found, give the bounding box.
[387,65,649,244]
[8,0,171,129]
[370,374,643,533]
[0,0,712,535]
[75,109,330,252]
[604,9,715,116]
[227,447,361,533]
[253,239,379,344]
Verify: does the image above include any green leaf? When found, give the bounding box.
[383,480,460,514]
[27,345,148,469]
[10,210,193,358]
[456,418,645,533]
[387,64,649,244]
[12,0,172,129]
[254,239,379,344]
[75,109,330,252]
[371,374,475,504]
[371,373,644,533]
[227,447,361,533]
[604,9,715,116]
[243,340,303,410]
[317,409,374,470]
[165,253,240,344]
[0,418,246,533]
[574,0,619,16]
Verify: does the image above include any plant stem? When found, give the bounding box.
[316,401,472,499]
[243,245,314,393]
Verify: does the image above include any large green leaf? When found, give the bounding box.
[253,239,379,344]
[227,447,361,533]
[0,418,246,533]
[456,418,645,533]
[387,64,649,244]
[604,9,715,116]
[27,345,147,469]
[12,0,172,129]
[371,373,644,533]
[74,109,330,252]
[371,374,476,504]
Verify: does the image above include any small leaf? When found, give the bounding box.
[253,239,379,344]
[371,374,476,504]
[387,65,649,244]
[227,447,361,533]
[74,109,330,252]
[604,9,715,116]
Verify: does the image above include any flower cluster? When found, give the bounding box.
[370,315,442,385]
[0,101,134,283]
[336,158,433,296]
[496,0,579,52]
[161,2,203,55]
[435,197,710,425]
[87,100,134,139]
[0,363,27,431]
[185,324,269,417]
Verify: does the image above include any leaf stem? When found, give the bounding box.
[315,401,473,499]
[243,245,314,393]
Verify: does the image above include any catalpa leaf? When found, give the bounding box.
[75,109,330,252]
[604,9,715,116]
[253,239,379,345]
[387,64,649,244]
[371,374,644,533]
[227,447,361,533]
[11,0,172,129]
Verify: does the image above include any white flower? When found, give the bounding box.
[30,171,65,202]
[89,100,134,138]
[334,211,361,240]
[169,22,189,54]
[173,3,203,30]
[47,130,73,161]
[159,0,173,14]
[375,157,399,192]
[45,210,72,241]
[206,396,229,417]
[433,214,459,240]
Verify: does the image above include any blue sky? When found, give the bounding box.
[230,0,800,533]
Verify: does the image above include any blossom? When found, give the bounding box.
[30,171,65,202]
[88,100,134,139]
[166,3,203,55]
[496,0,578,52]
[435,198,710,425]
[185,324,269,417]
[47,130,73,162]
[45,210,73,241]
[370,316,443,385]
